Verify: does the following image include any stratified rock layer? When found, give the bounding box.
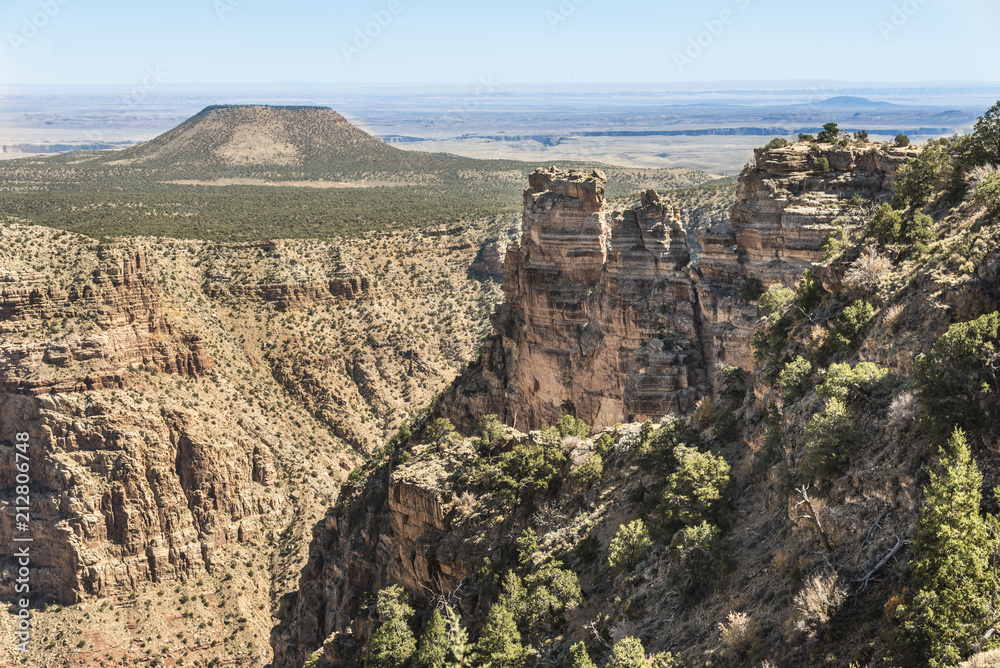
[443,169,708,431]
[0,244,277,603]
[271,143,931,666]
[445,145,920,426]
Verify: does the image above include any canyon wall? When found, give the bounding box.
[271,142,924,665]
[443,145,918,428]
[442,168,709,431]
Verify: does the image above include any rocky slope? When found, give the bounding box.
[0,219,502,667]
[271,138,1000,667]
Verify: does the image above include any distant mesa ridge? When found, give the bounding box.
[812,95,897,108]
[94,103,410,172]
[403,125,956,144]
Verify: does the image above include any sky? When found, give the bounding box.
[1,0,999,86]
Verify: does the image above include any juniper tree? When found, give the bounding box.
[368,585,417,668]
[903,428,995,667]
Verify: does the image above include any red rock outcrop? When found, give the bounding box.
[442,168,709,431]
[444,145,922,427]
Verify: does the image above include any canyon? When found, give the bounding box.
[271,140,926,666]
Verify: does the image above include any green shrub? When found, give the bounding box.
[866,204,904,245]
[969,100,1000,166]
[794,269,824,312]
[516,529,538,567]
[650,652,686,667]
[555,414,590,438]
[594,433,615,459]
[472,602,527,668]
[798,133,816,142]
[802,398,858,482]
[740,275,765,302]
[608,519,653,573]
[817,123,840,143]
[759,284,795,316]
[607,637,652,668]
[522,562,582,629]
[660,446,731,530]
[893,145,951,208]
[901,428,990,668]
[415,609,447,668]
[778,356,813,403]
[827,301,875,354]
[914,312,1000,439]
[820,228,847,261]
[477,414,507,455]
[424,418,456,450]
[484,439,567,504]
[570,453,604,486]
[634,417,702,475]
[766,137,789,149]
[751,313,795,371]
[906,213,936,243]
[974,171,1000,217]
[854,130,869,143]
[894,134,911,147]
[368,586,416,668]
[669,520,719,563]
[565,641,597,668]
[817,362,888,403]
[813,156,833,176]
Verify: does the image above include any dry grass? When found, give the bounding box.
[718,611,758,656]
[792,570,847,639]
[963,649,1000,667]
[844,245,893,296]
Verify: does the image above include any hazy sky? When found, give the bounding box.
[2,0,999,86]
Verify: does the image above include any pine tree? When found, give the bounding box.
[415,609,447,668]
[607,637,651,668]
[565,641,596,668]
[904,428,993,667]
[471,601,527,668]
[368,585,417,668]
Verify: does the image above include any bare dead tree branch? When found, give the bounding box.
[861,505,891,551]
[795,485,833,553]
[853,537,909,594]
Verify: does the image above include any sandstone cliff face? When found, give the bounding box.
[0,245,212,395]
[443,168,709,431]
[271,444,487,667]
[202,243,372,311]
[443,145,920,429]
[728,144,918,286]
[0,242,288,603]
[693,143,919,379]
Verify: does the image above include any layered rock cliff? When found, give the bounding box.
[0,242,282,603]
[271,140,994,668]
[443,168,709,431]
[443,145,922,430]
